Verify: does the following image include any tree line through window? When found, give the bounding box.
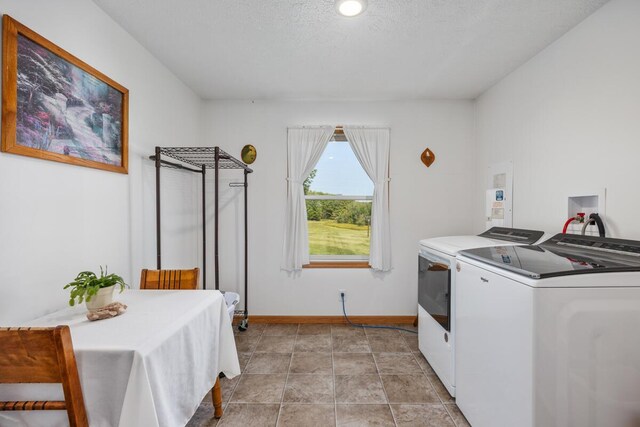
[305,170,371,225]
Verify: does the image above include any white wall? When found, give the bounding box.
[203,100,474,315]
[473,0,640,239]
[7,0,628,322]
[0,0,203,324]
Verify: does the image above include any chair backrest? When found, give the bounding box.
[0,326,88,427]
[139,268,200,290]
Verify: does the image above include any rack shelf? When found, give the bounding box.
[150,146,252,330]
[153,146,253,172]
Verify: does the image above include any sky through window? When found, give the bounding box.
[308,141,373,195]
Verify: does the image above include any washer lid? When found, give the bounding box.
[459,234,640,279]
[420,236,511,256]
[419,227,546,256]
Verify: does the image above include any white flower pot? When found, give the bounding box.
[86,285,116,312]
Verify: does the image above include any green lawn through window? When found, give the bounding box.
[308,219,370,255]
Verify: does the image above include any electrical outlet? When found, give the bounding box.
[339,289,346,301]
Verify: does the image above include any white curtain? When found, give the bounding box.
[281,126,335,271]
[344,127,392,271]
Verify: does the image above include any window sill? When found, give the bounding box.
[303,261,371,269]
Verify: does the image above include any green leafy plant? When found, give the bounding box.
[64,266,128,306]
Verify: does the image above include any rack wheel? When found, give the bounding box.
[238,319,249,332]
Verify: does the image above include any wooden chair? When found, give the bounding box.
[139,268,200,290]
[139,267,223,418]
[0,326,88,427]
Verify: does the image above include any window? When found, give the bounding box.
[304,132,373,263]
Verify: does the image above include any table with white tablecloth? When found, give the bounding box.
[0,290,240,427]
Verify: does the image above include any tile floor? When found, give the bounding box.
[187,323,470,427]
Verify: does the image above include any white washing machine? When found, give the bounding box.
[456,233,640,427]
[418,227,546,397]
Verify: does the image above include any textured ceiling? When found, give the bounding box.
[92,0,609,100]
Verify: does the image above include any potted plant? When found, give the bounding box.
[64,266,128,311]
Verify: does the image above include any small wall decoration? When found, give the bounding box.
[1,15,129,173]
[421,147,435,167]
[241,144,256,164]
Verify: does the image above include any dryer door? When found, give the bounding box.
[418,251,452,331]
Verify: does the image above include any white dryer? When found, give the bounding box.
[418,227,546,397]
[456,233,640,427]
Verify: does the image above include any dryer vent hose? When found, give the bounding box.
[581,213,605,237]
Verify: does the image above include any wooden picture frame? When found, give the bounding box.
[2,15,129,174]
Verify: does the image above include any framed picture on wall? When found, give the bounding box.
[1,15,129,174]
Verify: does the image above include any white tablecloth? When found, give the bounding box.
[0,290,240,427]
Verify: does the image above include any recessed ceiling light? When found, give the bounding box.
[336,0,367,17]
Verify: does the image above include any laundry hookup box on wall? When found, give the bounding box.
[566,189,606,236]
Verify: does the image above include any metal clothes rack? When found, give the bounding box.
[150,146,253,330]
